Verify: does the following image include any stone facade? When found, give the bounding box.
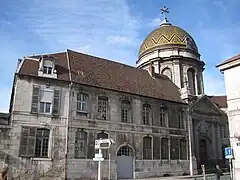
[0,16,230,180]
[217,55,240,179]
[4,75,191,179]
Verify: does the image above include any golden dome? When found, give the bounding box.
[139,24,198,57]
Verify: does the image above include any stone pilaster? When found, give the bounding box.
[211,123,217,160]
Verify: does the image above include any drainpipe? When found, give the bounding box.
[64,50,72,180]
[188,107,194,175]
[64,83,72,180]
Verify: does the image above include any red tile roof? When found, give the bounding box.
[208,95,227,108]
[18,49,184,103]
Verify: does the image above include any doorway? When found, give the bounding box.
[116,145,134,179]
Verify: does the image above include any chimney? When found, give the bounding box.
[148,61,155,76]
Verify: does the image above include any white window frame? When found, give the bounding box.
[38,88,54,115]
[160,107,168,127]
[43,66,53,74]
[77,92,89,113]
[39,102,52,114]
[97,96,108,120]
[142,104,151,125]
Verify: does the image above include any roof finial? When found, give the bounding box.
[160,6,171,26]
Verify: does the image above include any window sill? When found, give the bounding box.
[31,157,52,161]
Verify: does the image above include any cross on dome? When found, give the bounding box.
[160,6,171,25]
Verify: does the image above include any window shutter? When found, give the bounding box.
[31,86,40,114]
[19,127,37,157]
[52,89,60,116]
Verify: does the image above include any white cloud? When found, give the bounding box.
[106,35,132,44]
[0,87,11,113]
[149,18,161,27]
[203,70,226,95]
[16,0,140,63]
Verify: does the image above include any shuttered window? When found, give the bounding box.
[19,127,37,157]
[31,86,60,115]
[19,127,50,158]
[52,89,60,115]
[31,86,40,113]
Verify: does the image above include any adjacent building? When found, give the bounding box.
[0,15,230,179]
[217,54,240,179]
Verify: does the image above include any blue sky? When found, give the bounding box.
[0,0,240,112]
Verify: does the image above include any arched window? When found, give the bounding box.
[142,104,151,125]
[121,100,131,123]
[162,68,172,80]
[143,136,152,159]
[117,145,133,156]
[75,129,87,158]
[187,68,196,95]
[97,132,109,159]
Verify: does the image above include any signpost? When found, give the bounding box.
[93,138,115,180]
[225,147,233,179]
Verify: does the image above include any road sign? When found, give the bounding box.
[93,157,104,161]
[94,153,103,158]
[225,147,233,159]
[95,139,112,149]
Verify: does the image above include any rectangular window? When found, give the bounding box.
[19,127,50,158]
[35,128,50,157]
[143,136,152,160]
[97,96,108,120]
[31,86,60,115]
[160,108,167,127]
[170,137,179,160]
[75,130,87,158]
[153,136,160,159]
[39,89,53,114]
[121,100,130,123]
[39,102,51,113]
[43,66,52,74]
[161,138,169,159]
[179,111,185,129]
[77,93,89,112]
[180,139,187,160]
[142,104,151,125]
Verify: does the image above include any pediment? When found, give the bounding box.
[192,96,223,115]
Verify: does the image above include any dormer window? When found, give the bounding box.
[43,66,53,74]
[43,60,54,75]
[38,55,57,78]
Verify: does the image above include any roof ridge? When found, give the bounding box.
[67,49,142,71]
[26,51,67,58]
